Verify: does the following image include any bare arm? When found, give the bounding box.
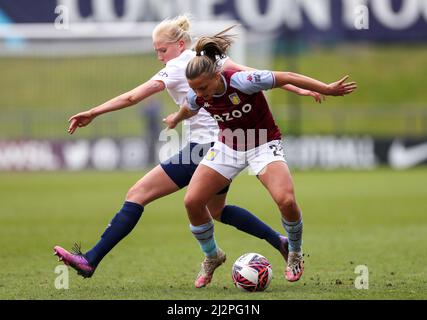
[224,58,324,103]
[68,80,165,134]
[222,58,254,72]
[279,84,325,103]
[273,72,357,96]
[163,102,198,130]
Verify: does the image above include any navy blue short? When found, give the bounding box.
[160,142,230,195]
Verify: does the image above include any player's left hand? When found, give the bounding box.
[299,90,325,103]
[327,75,357,96]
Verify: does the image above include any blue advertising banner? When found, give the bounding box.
[0,0,427,42]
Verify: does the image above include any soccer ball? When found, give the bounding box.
[231,253,273,292]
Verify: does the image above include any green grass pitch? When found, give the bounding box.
[0,168,426,300]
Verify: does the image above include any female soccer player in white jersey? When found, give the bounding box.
[165,30,356,287]
[53,15,325,279]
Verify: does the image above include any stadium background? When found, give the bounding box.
[0,0,426,300]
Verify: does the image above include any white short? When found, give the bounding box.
[200,140,286,180]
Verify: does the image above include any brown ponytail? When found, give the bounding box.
[186,26,238,80]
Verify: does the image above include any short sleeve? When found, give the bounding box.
[230,70,275,95]
[150,65,182,90]
[187,90,202,111]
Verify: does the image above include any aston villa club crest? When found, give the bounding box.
[229,93,241,105]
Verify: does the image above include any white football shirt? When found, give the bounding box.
[151,49,220,144]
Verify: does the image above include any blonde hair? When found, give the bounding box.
[152,15,192,47]
[186,26,237,80]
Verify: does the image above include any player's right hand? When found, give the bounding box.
[68,111,95,134]
[163,112,178,130]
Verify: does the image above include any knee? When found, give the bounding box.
[126,184,147,206]
[184,193,205,213]
[277,194,299,214]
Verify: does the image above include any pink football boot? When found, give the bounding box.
[194,248,226,288]
[285,251,304,282]
[53,243,96,278]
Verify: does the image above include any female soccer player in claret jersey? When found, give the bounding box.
[164,28,356,287]
[53,16,325,280]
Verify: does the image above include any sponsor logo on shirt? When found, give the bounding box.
[213,104,253,122]
[203,102,212,108]
[158,71,168,77]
